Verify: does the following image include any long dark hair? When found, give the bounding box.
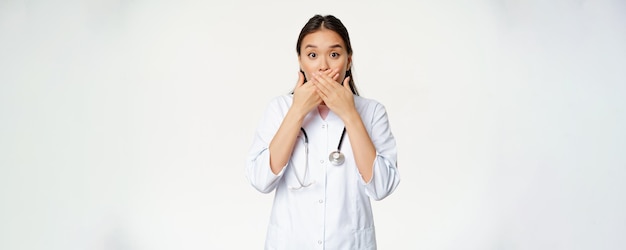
[296,14,359,96]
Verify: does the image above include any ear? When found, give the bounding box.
[347,55,352,71]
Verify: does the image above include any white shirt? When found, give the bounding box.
[246,94,400,250]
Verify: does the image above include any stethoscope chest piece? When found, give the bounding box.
[329,150,345,166]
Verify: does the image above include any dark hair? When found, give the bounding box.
[296,14,359,96]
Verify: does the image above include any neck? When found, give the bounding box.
[318,105,329,120]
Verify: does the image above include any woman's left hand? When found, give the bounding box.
[311,69,356,120]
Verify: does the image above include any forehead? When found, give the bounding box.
[301,29,345,49]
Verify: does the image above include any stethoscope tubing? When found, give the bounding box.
[300,127,346,154]
[289,127,346,190]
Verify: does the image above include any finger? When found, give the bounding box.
[327,68,339,79]
[343,76,351,89]
[317,69,335,81]
[314,73,334,90]
[316,70,334,83]
[316,87,327,100]
[296,71,305,88]
[313,74,329,91]
[312,77,331,97]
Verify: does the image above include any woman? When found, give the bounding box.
[246,14,400,249]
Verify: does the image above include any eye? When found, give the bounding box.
[330,52,340,58]
[308,52,317,58]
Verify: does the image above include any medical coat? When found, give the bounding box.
[246,94,400,250]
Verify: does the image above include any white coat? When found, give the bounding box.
[246,94,400,250]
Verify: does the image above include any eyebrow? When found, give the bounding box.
[304,44,344,49]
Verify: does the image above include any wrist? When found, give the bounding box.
[287,106,308,122]
[342,110,362,127]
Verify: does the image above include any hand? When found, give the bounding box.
[291,71,322,117]
[311,69,356,120]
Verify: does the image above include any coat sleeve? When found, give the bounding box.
[360,103,401,201]
[245,97,288,193]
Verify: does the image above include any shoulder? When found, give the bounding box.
[353,95,394,127]
[265,94,292,106]
[354,95,385,111]
[263,94,294,114]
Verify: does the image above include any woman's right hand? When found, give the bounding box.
[291,71,322,117]
[268,71,321,174]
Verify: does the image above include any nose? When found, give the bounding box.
[318,58,329,72]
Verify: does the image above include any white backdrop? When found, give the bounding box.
[1,0,625,249]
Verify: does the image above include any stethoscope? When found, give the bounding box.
[289,127,347,190]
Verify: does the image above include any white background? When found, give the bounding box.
[1,0,625,249]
